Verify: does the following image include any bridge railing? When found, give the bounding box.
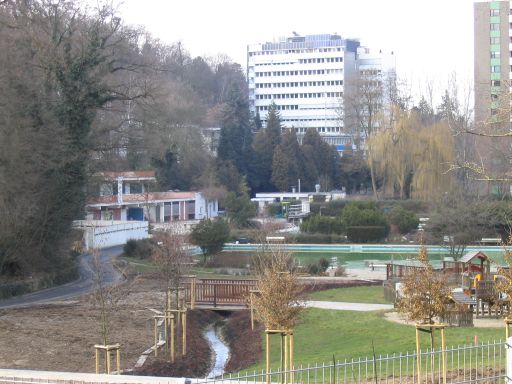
[185,279,258,308]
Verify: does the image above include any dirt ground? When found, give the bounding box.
[0,274,169,373]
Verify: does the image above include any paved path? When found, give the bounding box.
[0,246,124,309]
[306,300,393,311]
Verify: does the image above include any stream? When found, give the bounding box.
[205,323,230,379]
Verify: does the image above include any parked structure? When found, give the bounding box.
[86,171,219,223]
[247,33,395,153]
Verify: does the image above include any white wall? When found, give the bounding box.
[76,221,149,250]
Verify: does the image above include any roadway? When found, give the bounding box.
[0,246,123,309]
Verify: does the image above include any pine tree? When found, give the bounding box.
[217,76,253,175]
[271,146,292,192]
[252,104,282,192]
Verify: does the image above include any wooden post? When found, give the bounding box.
[441,326,446,384]
[116,348,121,375]
[283,332,288,384]
[154,317,158,357]
[266,331,271,384]
[94,344,120,375]
[182,309,187,356]
[170,315,175,362]
[191,276,196,310]
[250,291,255,330]
[106,349,111,374]
[505,317,512,338]
[289,331,294,384]
[415,326,421,384]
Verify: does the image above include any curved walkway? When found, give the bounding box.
[0,246,124,309]
[306,300,393,311]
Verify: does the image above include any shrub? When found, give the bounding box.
[123,238,153,259]
[387,206,419,234]
[318,258,330,272]
[346,226,389,243]
[300,215,344,234]
[341,202,390,242]
[292,233,346,244]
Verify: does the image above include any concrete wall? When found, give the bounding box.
[74,221,149,250]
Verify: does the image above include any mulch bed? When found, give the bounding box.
[222,310,264,373]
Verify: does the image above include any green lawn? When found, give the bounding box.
[121,256,253,279]
[244,308,504,373]
[309,286,391,304]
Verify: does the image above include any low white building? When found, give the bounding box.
[86,171,219,223]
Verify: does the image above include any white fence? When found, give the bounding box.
[0,339,510,384]
[196,339,508,384]
[73,220,149,250]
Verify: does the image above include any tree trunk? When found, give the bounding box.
[368,155,379,200]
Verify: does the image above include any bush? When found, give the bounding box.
[341,202,390,242]
[318,258,330,272]
[292,233,347,244]
[123,238,153,259]
[300,215,344,234]
[346,226,389,243]
[387,206,419,234]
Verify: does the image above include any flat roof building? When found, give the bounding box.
[247,33,395,154]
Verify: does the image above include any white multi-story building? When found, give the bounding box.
[247,33,395,154]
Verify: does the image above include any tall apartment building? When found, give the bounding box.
[474,1,511,126]
[474,1,512,195]
[247,33,395,153]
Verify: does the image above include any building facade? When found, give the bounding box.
[247,33,395,153]
[474,1,511,126]
[474,1,512,195]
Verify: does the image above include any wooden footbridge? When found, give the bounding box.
[183,278,258,310]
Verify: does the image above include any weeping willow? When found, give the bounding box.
[369,111,453,200]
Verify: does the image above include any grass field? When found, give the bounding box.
[308,286,391,304]
[244,308,504,373]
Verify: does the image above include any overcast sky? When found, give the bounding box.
[115,0,475,103]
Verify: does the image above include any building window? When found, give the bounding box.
[491,37,500,44]
[490,23,500,30]
[491,51,501,58]
[491,108,498,116]
[491,9,500,16]
[491,80,501,86]
[491,94,499,101]
[491,65,501,73]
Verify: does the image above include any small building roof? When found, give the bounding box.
[94,171,156,181]
[87,191,198,207]
[459,251,489,264]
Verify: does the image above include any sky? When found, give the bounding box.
[114,0,476,104]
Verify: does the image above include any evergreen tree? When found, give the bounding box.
[271,146,292,192]
[254,111,262,130]
[251,104,282,192]
[217,73,253,175]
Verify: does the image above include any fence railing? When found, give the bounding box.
[194,339,507,384]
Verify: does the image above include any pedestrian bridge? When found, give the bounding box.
[184,278,258,310]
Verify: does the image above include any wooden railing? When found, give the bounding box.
[185,278,258,308]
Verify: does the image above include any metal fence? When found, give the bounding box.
[195,339,507,384]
